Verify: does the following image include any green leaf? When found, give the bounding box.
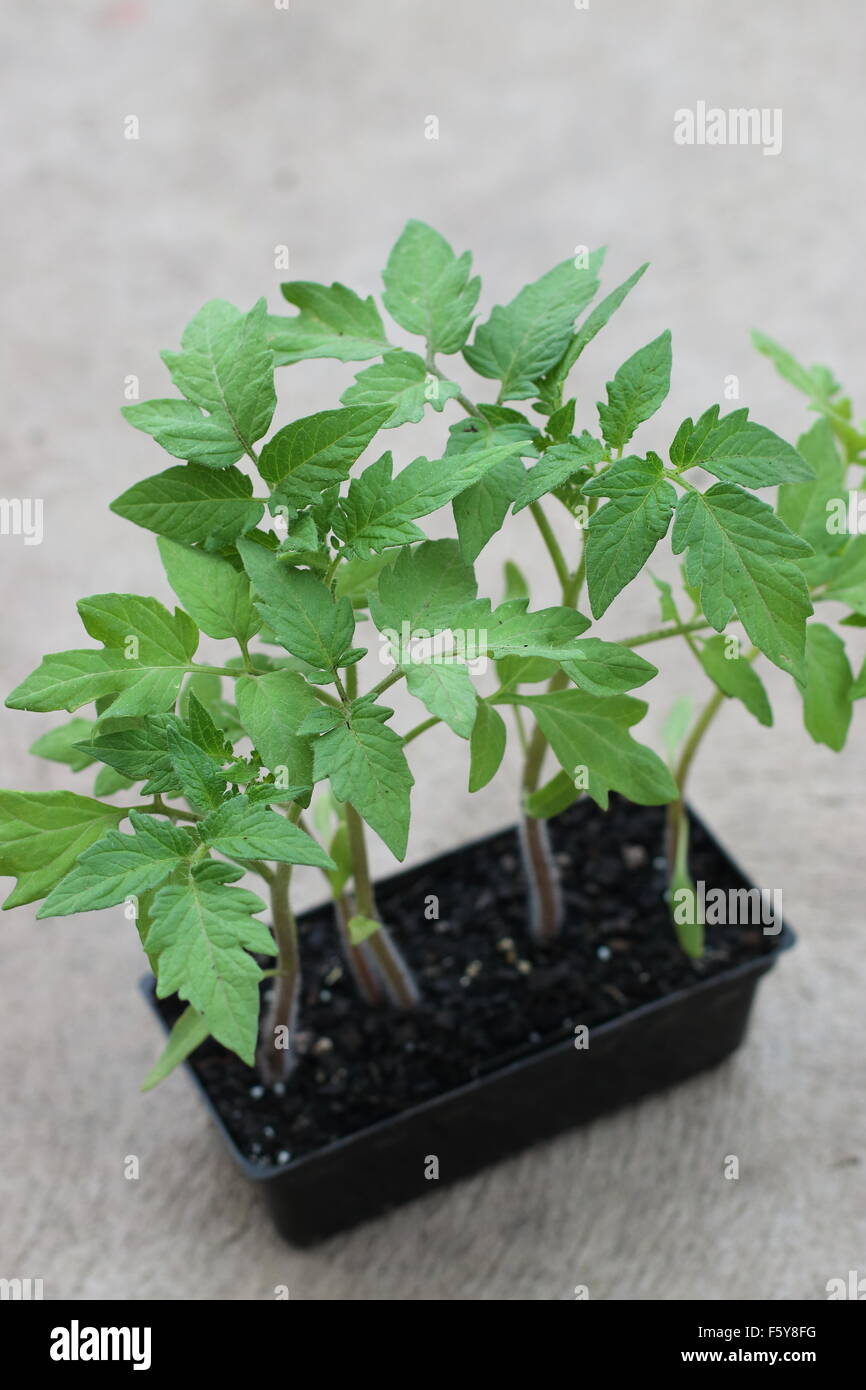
[455,597,591,661]
[166,726,227,813]
[347,913,381,946]
[93,765,135,797]
[186,692,232,759]
[157,537,259,643]
[335,444,523,557]
[582,454,677,617]
[38,812,196,917]
[670,405,813,487]
[536,263,649,411]
[468,701,507,791]
[697,636,772,726]
[798,622,853,750]
[200,795,334,867]
[382,219,480,355]
[268,281,390,365]
[77,593,198,666]
[445,413,535,560]
[313,703,413,859]
[662,696,694,764]
[0,790,124,909]
[560,640,658,696]
[512,435,603,513]
[141,1005,210,1091]
[30,718,96,773]
[751,331,824,398]
[82,716,184,797]
[597,330,672,451]
[121,399,249,470]
[511,689,677,809]
[235,670,318,796]
[404,660,477,738]
[777,418,846,553]
[524,769,580,819]
[7,649,184,718]
[259,406,390,505]
[148,863,273,1064]
[111,464,264,549]
[671,483,813,673]
[464,254,604,400]
[159,299,275,458]
[237,540,355,672]
[340,351,460,427]
[370,539,477,637]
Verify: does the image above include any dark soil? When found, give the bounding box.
[154,797,779,1167]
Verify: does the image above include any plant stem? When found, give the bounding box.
[529,502,571,593]
[622,619,711,648]
[403,714,440,745]
[334,890,385,1006]
[664,685,727,900]
[257,861,300,1084]
[343,800,419,1008]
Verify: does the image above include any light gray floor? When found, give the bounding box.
[1,0,864,1300]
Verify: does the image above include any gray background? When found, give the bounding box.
[1,0,864,1300]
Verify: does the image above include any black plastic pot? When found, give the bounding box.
[145,808,794,1245]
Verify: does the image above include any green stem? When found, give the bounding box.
[403,715,440,746]
[529,502,571,594]
[344,800,419,1008]
[622,619,712,649]
[257,861,300,1084]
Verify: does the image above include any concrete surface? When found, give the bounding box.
[1,0,864,1300]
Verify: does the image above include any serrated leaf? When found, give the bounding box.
[82,716,184,796]
[512,435,603,513]
[148,865,273,1064]
[335,444,523,557]
[560,639,658,696]
[38,811,197,917]
[582,454,677,617]
[93,765,135,797]
[111,464,264,549]
[370,539,477,638]
[464,254,604,400]
[468,701,507,792]
[671,483,813,673]
[341,351,460,427]
[234,670,317,796]
[121,398,249,470]
[159,298,275,458]
[0,790,124,909]
[455,596,591,661]
[511,689,677,808]
[404,660,477,738]
[670,405,813,487]
[237,540,355,672]
[777,418,846,553]
[141,1005,210,1091]
[697,636,772,727]
[382,219,480,355]
[536,263,649,411]
[30,718,96,773]
[445,413,536,560]
[259,406,389,506]
[798,622,853,750]
[597,331,671,451]
[186,692,232,759]
[313,703,413,858]
[77,593,199,666]
[158,537,259,643]
[267,281,390,364]
[7,649,186,718]
[200,795,334,867]
[166,726,227,813]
